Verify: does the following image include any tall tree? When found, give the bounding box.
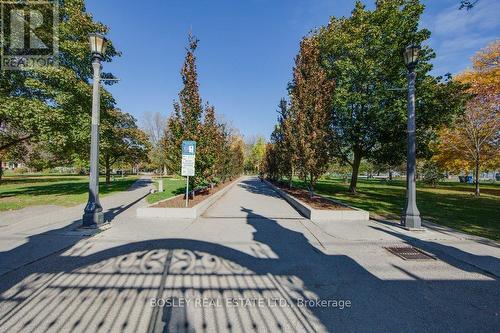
[163,34,204,185]
[0,0,119,161]
[269,98,295,185]
[100,109,149,183]
[217,125,244,181]
[433,98,499,196]
[319,0,463,193]
[245,137,267,174]
[162,34,237,187]
[433,40,500,196]
[263,142,279,181]
[289,37,334,193]
[197,104,223,184]
[228,135,245,178]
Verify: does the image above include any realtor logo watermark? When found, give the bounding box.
[1,0,59,70]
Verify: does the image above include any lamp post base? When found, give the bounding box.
[402,225,426,231]
[401,214,424,231]
[82,210,105,228]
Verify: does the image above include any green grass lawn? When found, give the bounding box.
[289,178,500,241]
[0,174,139,211]
[147,178,186,204]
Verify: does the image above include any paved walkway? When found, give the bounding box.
[0,177,498,332]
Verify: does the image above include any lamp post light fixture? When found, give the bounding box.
[401,44,423,230]
[82,33,108,228]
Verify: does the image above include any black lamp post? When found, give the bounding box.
[401,44,423,230]
[82,33,107,228]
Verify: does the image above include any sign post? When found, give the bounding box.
[181,141,196,207]
[185,176,189,207]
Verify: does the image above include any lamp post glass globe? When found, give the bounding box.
[89,33,107,59]
[404,44,420,69]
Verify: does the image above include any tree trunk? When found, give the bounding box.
[105,156,111,184]
[349,151,362,194]
[309,172,315,198]
[0,159,3,183]
[389,169,393,181]
[474,160,480,197]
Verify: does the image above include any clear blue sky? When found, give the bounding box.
[86,0,499,139]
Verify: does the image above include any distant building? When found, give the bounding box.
[1,161,25,170]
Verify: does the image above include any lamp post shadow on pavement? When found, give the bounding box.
[401,44,424,231]
[82,33,108,228]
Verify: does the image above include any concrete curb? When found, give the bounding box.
[264,180,369,222]
[136,177,243,219]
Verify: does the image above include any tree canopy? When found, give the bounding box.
[432,40,500,195]
[162,34,244,188]
[100,109,150,183]
[288,36,334,192]
[263,0,467,193]
[0,0,119,157]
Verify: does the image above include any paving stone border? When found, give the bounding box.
[136,177,243,219]
[264,179,369,222]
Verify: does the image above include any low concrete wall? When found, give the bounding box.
[137,177,242,219]
[265,180,369,222]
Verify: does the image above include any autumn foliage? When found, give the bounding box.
[264,37,334,193]
[433,40,500,196]
[162,35,244,188]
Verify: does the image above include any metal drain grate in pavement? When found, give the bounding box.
[384,246,436,260]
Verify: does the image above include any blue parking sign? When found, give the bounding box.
[182,141,196,156]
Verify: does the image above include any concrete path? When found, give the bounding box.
[0,178,153,276]
[0,177,498,332]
